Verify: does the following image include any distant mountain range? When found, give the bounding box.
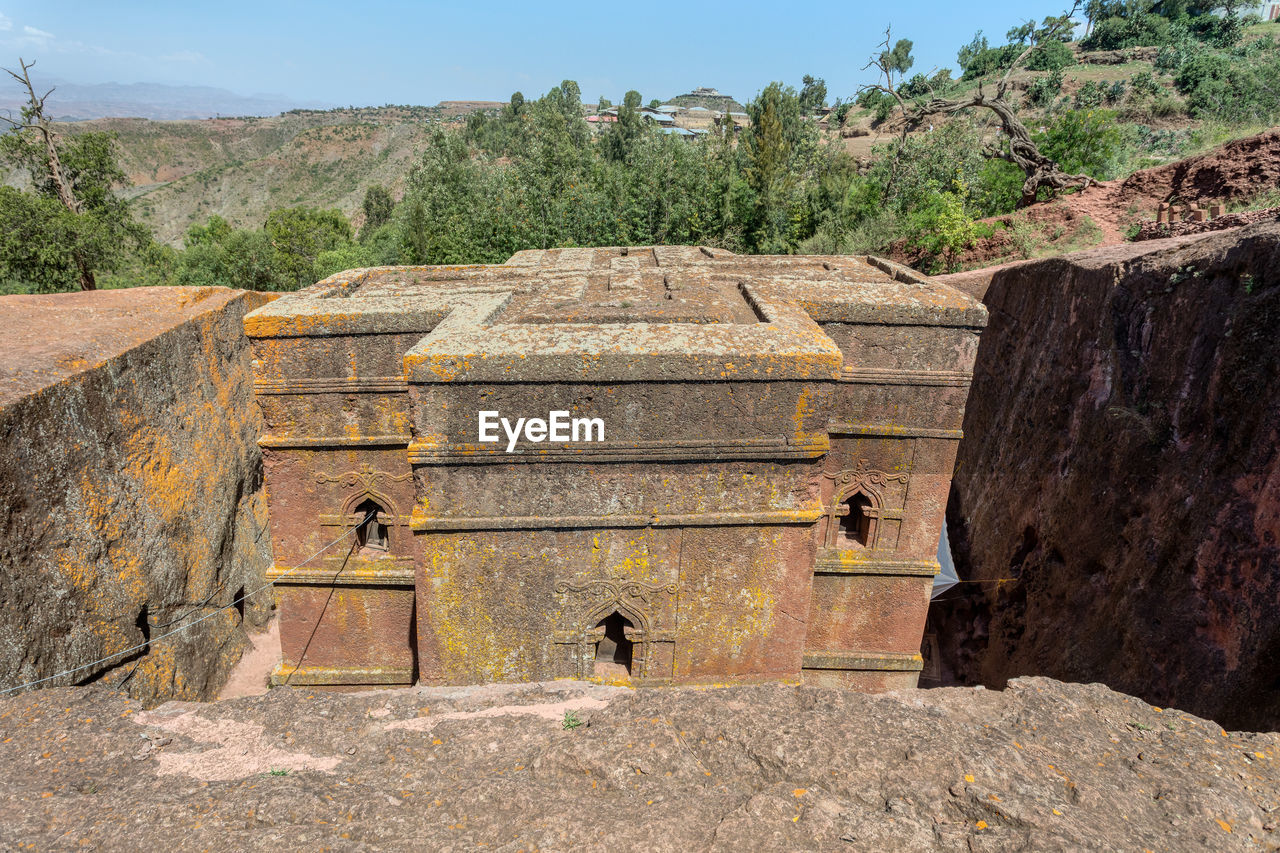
[0,78,331,121]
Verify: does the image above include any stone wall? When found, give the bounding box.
[0,286,274,704]
[935,223,1280,731]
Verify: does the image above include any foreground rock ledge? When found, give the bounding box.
[0,286,273,704]
[1,678,1275,851]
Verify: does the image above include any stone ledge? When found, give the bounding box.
[826,422,964,440]
[406,435,829,464]
[409,504,826,532]
[269,664,415,686]
[253,376,408,395]
[258,434,412,448]
[839,366,972,387]
[402,286,845,384]
[266,563,415,587]
[801,650,925,672]
[812,554,941,576]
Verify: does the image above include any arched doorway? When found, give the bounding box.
[593,611,634,677]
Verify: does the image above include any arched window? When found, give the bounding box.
[353,497,390,556]
[839,492,875,548]
[593,611,634,677]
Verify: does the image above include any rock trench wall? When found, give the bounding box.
[937,223,1280,731]
[0,286,274,705]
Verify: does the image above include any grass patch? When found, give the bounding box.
[1064,60,1156,82]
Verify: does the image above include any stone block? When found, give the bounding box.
[246,248,985,689]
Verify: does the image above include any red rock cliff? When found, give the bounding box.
[0,286,274,704]
[937,223,1280,731]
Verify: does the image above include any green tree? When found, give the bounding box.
[396,129,510,264]
[175,216,286,291]
[1026,39,1075,71]
[906,178,984,273]
[314,243,379,280]
[799,75,828,114]
[361,184,394,234]
[602,89,644,162]
[741,82,815,253]
[263,207,352,289]
[0,58,148,292]
[957,32,991,74]
[1034,109,1126,178]
[866,18,1097,206]
[882,39,915,75]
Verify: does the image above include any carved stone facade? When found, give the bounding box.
[245,247,985,690]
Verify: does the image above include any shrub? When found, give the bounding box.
[1147,95,1185,118]
[958,30,1022,80]
[899,73,933,99]
[1174,49,1280,122]
[905,178,987,273]
[176,220,287,291]
[1190,14,1243,49]
[1081,13,1176,51]
[313,244,379,280]
[1174,50,1231,94]
[1027,69,1065,107]
[964,45,1022,79]
[971,159,1025,217]
[856,88,897,124]
[1155,39,1202,74]
[1027,39,1075,71]
[1133,125,1192,157]
[1128,70,1162,100]
[1035,109,1127,179]
[1074,80,1106,109]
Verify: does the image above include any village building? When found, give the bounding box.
[631,106,674,127]
[1238,1,1280,19]
[244,247,985,690]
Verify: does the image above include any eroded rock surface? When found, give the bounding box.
[0,678,1274,851]
[0,286,274,704]
[938,222,1280,731]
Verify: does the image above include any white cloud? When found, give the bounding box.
[0,12,13,32]
[22,25,53,41]
[159,50,206,63]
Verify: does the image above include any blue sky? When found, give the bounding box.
[1,1,1075,107]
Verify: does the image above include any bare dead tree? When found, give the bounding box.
[861,7,1094,207]
[1,58,81,214]
[859,31,929,199]
[1,57,100,289]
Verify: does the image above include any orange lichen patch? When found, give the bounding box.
[2,287,271,704]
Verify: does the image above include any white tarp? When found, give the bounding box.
[933,524,960,598]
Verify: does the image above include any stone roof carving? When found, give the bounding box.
[245,246,986,385]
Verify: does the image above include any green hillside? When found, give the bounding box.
[44,107,446,245]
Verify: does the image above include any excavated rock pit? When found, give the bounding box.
[937,222,1280,732]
